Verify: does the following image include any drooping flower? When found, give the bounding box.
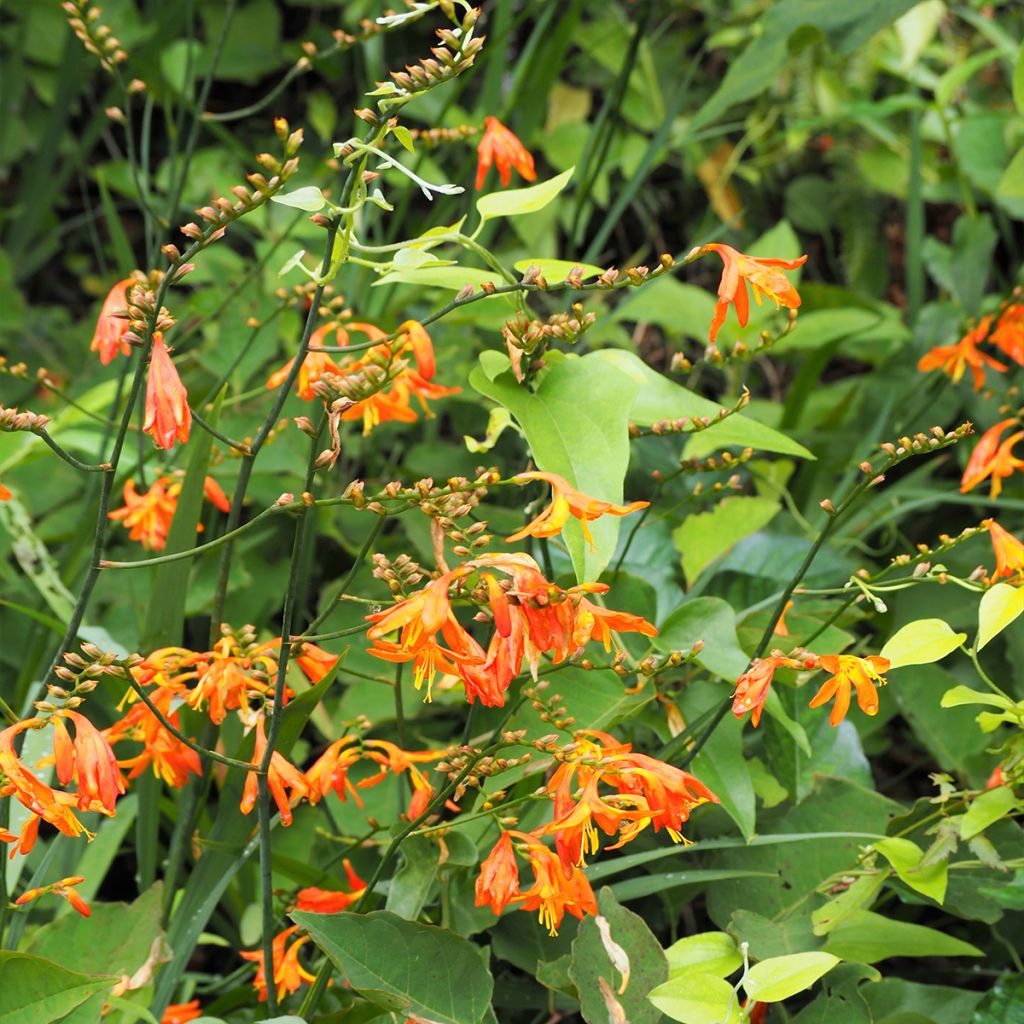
[0,482,11,501]
[692,243,808,343]
[732,656,792,728]
[296,860,367,913]
[960,419,1024,498]
[108,475,230,551]
[91,278,134,365]
[51,710,126,814]
[304,736,363,806]
[511,832,596,935]
[359,739,447,820]
[809,654,889,726]
[239,716,310,826]
[475,832,521,916]
[917,318,1004,392]
[507,471,649,546]
[15,875,91,917]
[160,1000,202,1024]
[476,117,536,190]
[985,518,1024,582]
[185,635,282,726]
[990,304,1024,365]
[144,333,191,450]
[240,925,316,1003]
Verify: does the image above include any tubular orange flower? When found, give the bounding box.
[240,925,316,1002]
[91,278,134,365]
[108,478,178,551]
[732,656,791,728]
[296,859,367,913]
[917,318,1004,391]
[185,636,282,726]
[304,737,363,806]
[397,319,435,379]
[476,116,536,190]
[507,471,649,546]
[571,590,658,653]
[961,419,1024,498]
[144,333,191,450]
[990,304,1024,365]
[510,832,596,935]
[239,717,310,826]
[160,1001,202,1024]
[985,518,1024,582]
[52,710,126,813]
[294,642,338,683]
[475,832,520,915]
[203,476,231,513]
[809,654,890,726]
[694,243,808,343]
[0,482,11,501]
[15,875,91,917]
[341,371,461,436]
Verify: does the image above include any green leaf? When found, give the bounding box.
[654,597,750,680]
[293,910,493,1024]
[270,186,325,212]
[674,496,781,582]
[961,786,1018,841]
[569,888,667,1024]
[997,148,1024,199]
[940,684,1015,711]
[665,932,743,979]
[476,167,574,220]
[373,265,506,292]
[811,872,887,936]
[384,835,438,920]
[743,952,840,1003]
[822,910,983,963]
[872,837,947,903]
[469,353,637,582]
[588,349,813,458]
[392,124,415,153]
[935,47,1002,106]
[511,258,604,281]
[0,951,114,1024]
[646,972,740,1024]
[1015,40,1024,114]
[878,619,966,669]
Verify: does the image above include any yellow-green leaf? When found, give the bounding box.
[665,932,743,979]
[961,785,1018,841]
[872,837,947,903]
[977,582,1024,650]
[477,167,574,220]
[647,972,740,1024]
[878,618,966,669]
[742,952,840,1003]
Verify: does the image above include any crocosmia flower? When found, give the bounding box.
[144,333,191,450]
[108,475,230,551]
[732,655,791,728]
[161,1001,202,1024]
[476,116,536,190]
[15,875,91,917]
[960,419,1024,498]
[692,243,808,342]
[917,317,1004,392]
[91,278,134,365]
[809,654,889,726]
[990,304,1024,365]
[0,482,10,501]
[985,519,1024,582]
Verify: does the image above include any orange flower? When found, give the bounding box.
[15,875,91,917]
[341,371,460,435]
[144,333,191,450]
[809,654,889,726]
[774,600,794,637]
[241,925,316,1002]
[185,635,282,726]
[296,859,367,913]
[91,278,134,365]
[694,244,808,343]
[507,471,649,546]
[917,318,1004,391]
[104,686,202,788]
[510,832,596,935]
[108,475,229,551]
[991,304,1024,365]
[986,765,1006,790]
[161,1000,202,1024]
[475,832,522,918]
[961,419,1024,498]
[476,116,536,190]
[985,519,1024,582]
[304,737,363,806]
[571,589,658,652]
[294,642,338,682]
[239,717,310,826]
[0,482,11,501]
[732,656,791,728]
[51,710,125,814]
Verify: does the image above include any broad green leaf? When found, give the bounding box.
[935,47,1002,106]
[270,186,325,212]
[511,258,604,281]
[293,910,493,1024]
[862,978,984,1024]
[997,147,1024,198]
[569,888,666,1024]
[822,910,982,963]
[385,835,438,920]
[654,597,750,680]
[1015,40,1024,114]
[647,972,740,1024]
[960,786,1018,841]
[665,932,743,979]
[609,869,778,903]
[372,265,506,292]
[0,951,114,1024]
[476,167,574,220]
[469,353,637,582]
[878,619,966,669]
[872,837,947,903]
[771,308,883,353]
[743,952,840,1003]
[611,275,717,340]
[674,496,781,582]
[940,684,1015,711]
[811,872,887,936]
[589,349,813,458]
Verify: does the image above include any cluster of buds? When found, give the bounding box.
[418,480,491,558]
[315,363,394,406]
[523,681,576,732]
[436,745,532,801]
[372,552,428,597]
[0,405,50,434]
[62,0,126,73]
[678,447,754,475]
[383,13,484,104]
[120,274,177,347]
[887,522,987,571]
[299,15,389,70]
[179,119,303,254]
[501,305,596,382]
[408,123,478,147]
[48,644,140,710]
[880,424,972,461]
